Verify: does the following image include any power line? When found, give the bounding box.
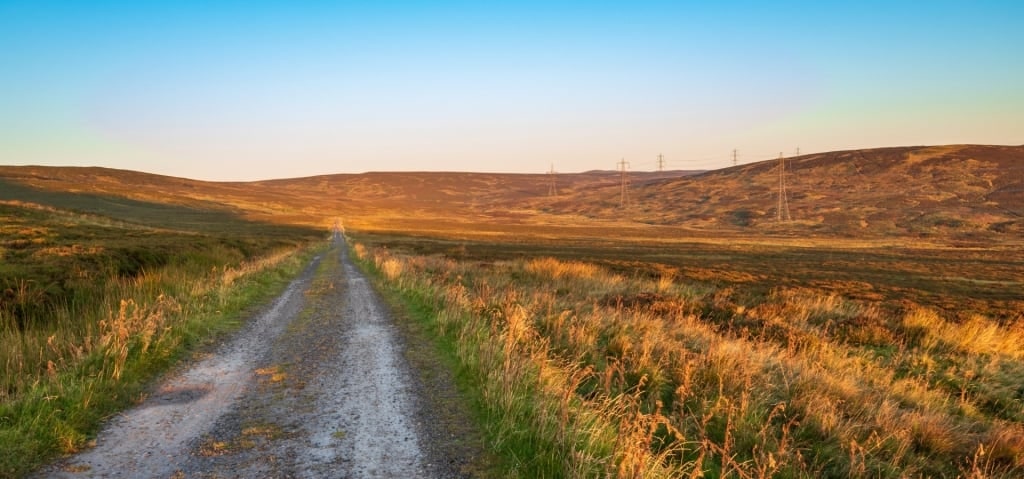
[628,149,810,171]
[618,158,630,208]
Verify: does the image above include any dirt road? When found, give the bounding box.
[39,234,486,478]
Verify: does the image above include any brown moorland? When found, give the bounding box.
[541,144,1024,236]
[2,143,1023,477]
[7,144,1021,239]
[8,144,1021,313]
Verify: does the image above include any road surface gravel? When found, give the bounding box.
[38,233,487,478]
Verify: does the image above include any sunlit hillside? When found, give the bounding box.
[544,144,1024,238]
[3,144,1023,242]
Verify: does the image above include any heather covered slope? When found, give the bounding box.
[3,144,1023,240]
[0,166,696,229]
[548,144,1024,237]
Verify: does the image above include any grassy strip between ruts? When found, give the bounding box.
[350,245,561,478]
[0,240,327,478]
[349,248,506,478]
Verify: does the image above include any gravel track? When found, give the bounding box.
[38,234,485,478]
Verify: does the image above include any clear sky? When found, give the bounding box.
[2,1,1022,181]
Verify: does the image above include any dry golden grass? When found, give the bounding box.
[1,248,301,400]
[359,244,1024,478]
[903,308,1024,359]
[525,257,604,280]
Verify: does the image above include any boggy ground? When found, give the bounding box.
[38,234,490,478]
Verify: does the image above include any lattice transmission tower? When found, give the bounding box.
[776,153,792,222]
[618,158,630,208]
[547,163,558,196]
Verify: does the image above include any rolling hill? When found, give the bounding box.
[3,145,1023,478]
[2,144,1022,241]
[537,144,1024,238]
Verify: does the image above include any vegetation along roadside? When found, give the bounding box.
[351,237,1023,478]
[0,198,323,477]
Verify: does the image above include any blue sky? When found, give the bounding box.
[2,1,1022,180]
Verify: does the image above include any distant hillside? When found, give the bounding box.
[2,144,1022,239]
[0,166,698,229]
[540,144,1024,238]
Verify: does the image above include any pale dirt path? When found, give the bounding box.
[38,234,482,478]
